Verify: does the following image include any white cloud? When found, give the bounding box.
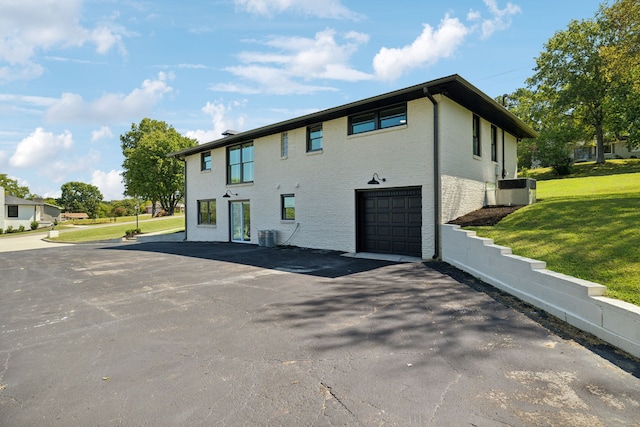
[372,1,522,81]
[9,127,73,168]
[91,126,113,141]
[469,0,522,39]
[373,15,469,81]
[214,29,371,95]
[45,72,173,123]
[0,0,130,82]
[234,0,363,20]
[91,169,124,201]
[186,100,248,143]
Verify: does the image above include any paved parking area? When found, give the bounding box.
[1,242,639,426]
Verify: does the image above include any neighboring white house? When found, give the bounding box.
[1,187,62,232]
[572,139,640,162]
[171,74,537,259]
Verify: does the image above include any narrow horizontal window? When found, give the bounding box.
[349,103,407,135]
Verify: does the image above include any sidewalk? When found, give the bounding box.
[0,232,73,252]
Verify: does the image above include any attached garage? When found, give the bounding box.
[356,187,422,257]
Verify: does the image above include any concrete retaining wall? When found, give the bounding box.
[441,224,640,359]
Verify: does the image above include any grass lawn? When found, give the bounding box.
[466,172,640,306]
[525,158,640,181]
[51,215,185,243]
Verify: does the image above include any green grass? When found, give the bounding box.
[467,172,640,306]
[526,158,640,181]
[51,216,185,243]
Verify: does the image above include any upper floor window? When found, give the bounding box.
[491,125,498,162]
[281,132,288,157]
[197,199,216,225]
[349,104,407,135]
[201,151,211,171]
[473,115,481,157]
[7,205,18,218]
[307,124,323,152]
[228,142,254,184]
[281,194,295,220]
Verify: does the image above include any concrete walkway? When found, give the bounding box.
[0,232,73,252]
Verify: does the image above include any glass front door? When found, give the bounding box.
[231,201,251,242]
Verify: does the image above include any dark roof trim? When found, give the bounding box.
[171,74,537,158]
[4,194,39,205]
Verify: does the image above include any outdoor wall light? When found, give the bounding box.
[367,173,386,185]
[223,190,238,198]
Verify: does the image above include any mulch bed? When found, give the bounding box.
[447,205,522,227]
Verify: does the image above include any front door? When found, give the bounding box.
[231,201,251,242]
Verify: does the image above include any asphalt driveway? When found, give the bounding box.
[1,242,639,426]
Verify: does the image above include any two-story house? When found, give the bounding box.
[171,74,536,259]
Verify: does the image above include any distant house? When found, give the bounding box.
[572,139,640,162]
[171,74,537,259]
[145,202,185,216]
[61,212,89,221]
[1,187,62,231]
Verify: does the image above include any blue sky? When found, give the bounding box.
[1,0,604,200]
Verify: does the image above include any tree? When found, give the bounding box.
[121,119,197,215]
[502,88,582,175]
[1,174,31,198]
[527,17,627,164]
[599,0,640,149]
[57,182,103,219]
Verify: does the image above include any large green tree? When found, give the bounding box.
[599,0,640,149]
[527,16,630,164]
[121,118,196,215]
[1,174,31,198]
[58,182,104,219]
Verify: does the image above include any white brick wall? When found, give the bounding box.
[441,224,640,359]
[185,94,519,259]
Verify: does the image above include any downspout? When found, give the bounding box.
[423,88,441,260]
[501,95,507,179]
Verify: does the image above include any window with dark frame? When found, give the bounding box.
[349,103,407,135]
[7,205,18,218]
[227,142,254,184]
[201,151,211,171]
[197,199,216,225]
[491,125,498,162]
[473,115,481,157]
[281,132,288,157]
[307,124,323,152]
[281,194,295,220]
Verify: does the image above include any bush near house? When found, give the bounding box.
[466,170,640,306]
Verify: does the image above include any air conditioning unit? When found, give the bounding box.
[497,178,536,206]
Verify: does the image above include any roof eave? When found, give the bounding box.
[170,74,537,158]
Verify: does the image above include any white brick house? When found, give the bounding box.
[172,75,536,259]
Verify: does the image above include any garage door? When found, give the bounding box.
[357,187,422,257]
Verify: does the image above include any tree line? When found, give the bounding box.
[505,0,640,174]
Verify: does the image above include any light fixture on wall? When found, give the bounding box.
[223,190,238,198]
[367,173,386,185]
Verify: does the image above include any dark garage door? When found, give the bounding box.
[357,187,422,257]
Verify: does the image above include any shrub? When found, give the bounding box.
[18,225,25,232]
[6,226,14,233]
[551,156,573,176]
[31,221,39,230]
[0,228,3,235]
